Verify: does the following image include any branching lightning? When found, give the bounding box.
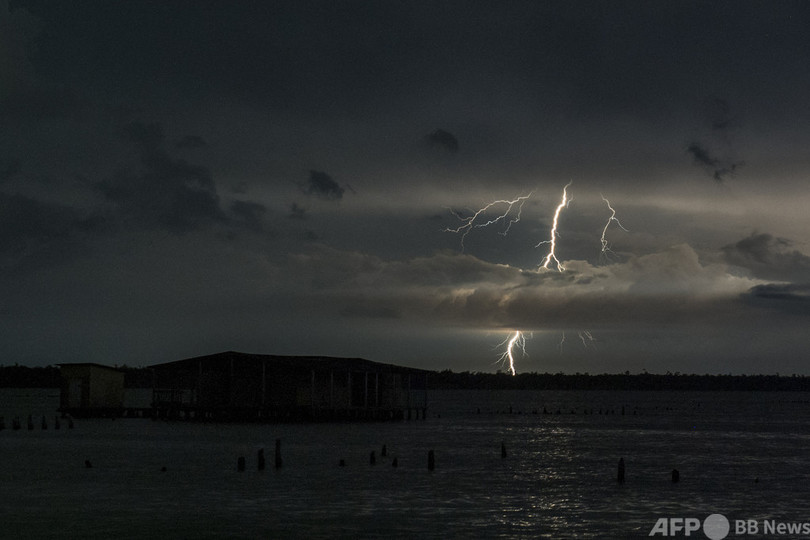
[440,183,627,374]
[496,330,527,376]
[444,193,532,251]
[599,195,628,262]
[537,182,573,271]
[578,330,596,349]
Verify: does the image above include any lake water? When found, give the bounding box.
[2,388,810,538]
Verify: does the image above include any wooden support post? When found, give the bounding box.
[618,457,625,484]
[274,439,283,469]
[501,441,507,459]
[671,469,680,483]
[369,451,376,465]
[428,450,435,471]
[258,448,265,471]
[261,361,266,408]
[237,456,245,472]
[311,369,316,414]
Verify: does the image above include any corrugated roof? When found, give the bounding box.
[150,351,430,373]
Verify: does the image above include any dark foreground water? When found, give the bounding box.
[2,389,810,539]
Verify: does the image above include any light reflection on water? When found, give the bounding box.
[1,389,810,538]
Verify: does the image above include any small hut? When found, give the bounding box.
[59,363,125,417]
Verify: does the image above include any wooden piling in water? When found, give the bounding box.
[274,439,282,469]
[392,457,398,468]
[671,469,680,483]
[618,457,625,484]
[0,417,4,430]
[428,450,435,471]
[237,456,246,472]
[370,451,376,465]
[339,459,346,467]
[501,442,507,459]
[258,448,265,471]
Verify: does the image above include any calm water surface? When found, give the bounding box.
[1,389,810,538]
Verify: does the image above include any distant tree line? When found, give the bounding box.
[430,370,810,391]
[3,365,810,391]
[0,365,152,388]
[0,365,62,388]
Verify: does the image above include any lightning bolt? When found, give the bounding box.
[537,182,572,271]
[445,193,532,251]
[438,184,625,373]
[578,330,596,349]
[599,195,629,262]
[496,330,527,376]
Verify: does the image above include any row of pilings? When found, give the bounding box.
[226,444,687,480]
[231,441,436,472]
[73,438,699,484]
[0,414,73,431]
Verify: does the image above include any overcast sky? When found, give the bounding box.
[3,0,810,373]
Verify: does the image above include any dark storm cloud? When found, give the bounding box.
[722,233,810,282]
[0,192,72,252]
[704,96,732,132]
[0,192,106,269]
[426,129,459,154]
[175,135,207,150]
[0,84,81,123]
[742,284,810,316]
[300,170,345,201]
[6,0,810,372]
[340,303,401,320]
[288,202,307,220]
[0,159,21,182]
[95,121,225,232]
[229,200,266,233]
[686,142,742,182]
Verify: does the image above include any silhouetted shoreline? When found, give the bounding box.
[2,365,810,392]
[431,370,810,391]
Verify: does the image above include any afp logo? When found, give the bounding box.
[649,514,730,539]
